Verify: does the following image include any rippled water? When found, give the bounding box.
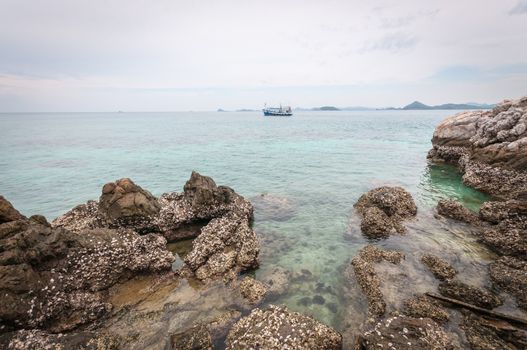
[0,110,494,331]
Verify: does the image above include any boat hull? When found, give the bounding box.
[263,110,293,116]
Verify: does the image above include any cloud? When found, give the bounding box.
[359,32,419,53]
[509,0,527,14]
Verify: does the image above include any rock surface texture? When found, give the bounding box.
[225,305,342,350]
[53,172,259,281]
[428,96,527,199]
[354,186,417,237]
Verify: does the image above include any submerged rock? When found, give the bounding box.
[438,280,503,310]
[170,324,212,350]
[421,254,457,281]
[238,276,268,305]
[436,199,479,225]
[251,193,296,221]
[351,245,405,317]
[359,314,459,350]
[225,305,342,349]
[489,256,527,310]
[428,96,527,198]
[354,186,417,237]
[258,266,291,299]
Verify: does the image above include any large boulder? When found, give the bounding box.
[183,212,259,281]
[0,198,174,333]
[225,305,342,349]
[428,96,527,198]
[354,187,417,237]
[99,178,160,220]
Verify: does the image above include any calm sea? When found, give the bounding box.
[0,110,491,328]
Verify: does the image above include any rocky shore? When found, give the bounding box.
[347,96,527,349]
[1,97,526,349]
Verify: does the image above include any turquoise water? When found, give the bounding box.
[0,111,491,329]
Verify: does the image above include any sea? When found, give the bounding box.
[0,110,496,330]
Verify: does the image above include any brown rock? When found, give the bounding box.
[421,254,457,281]
[225,305,342,350]
[489,256,527,310]
[438,280,502,310]
[0,196,26,224]
[436,199,479,224]
[354,186,417,237]
[402,295,450,324]
[238,277,267,305]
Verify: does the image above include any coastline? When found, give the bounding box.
[0,99,526,349]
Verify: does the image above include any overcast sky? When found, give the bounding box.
[0,0,526,111]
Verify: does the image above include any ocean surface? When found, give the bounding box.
[0,110,495,331]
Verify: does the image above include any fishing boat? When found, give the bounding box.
[262,104,293,116]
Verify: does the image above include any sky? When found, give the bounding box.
[0,0,526,112]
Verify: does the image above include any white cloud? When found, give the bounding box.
[0,0,525,111]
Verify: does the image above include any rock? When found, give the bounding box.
[183,211,259,281]
[0,330,121,350]
[0,196,26,224]
[460,311,526,350]
[0,202,174,333]
[225,305,342,349]
[436,199,479,224]
[489,256,527,310]
[428,96,527,198]
[421,254,457,281]
[351,245,404,317]
[438,280,502,310]
[171,324,212,350]
[479,200,527,224]
[99,178,160,219]
[402,295,450,324]
[258,266,290,299]
[479,217,527,258]
[354,187,417,237]
[238,276,267,305]
[359,315,459,349]
[54,172,254,243]
[251,193,296,221]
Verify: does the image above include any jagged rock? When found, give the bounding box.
[171,324,212,350]
[428,96,527,198]
[183,212,259,281]
[351,245,404,317]
[421,254,457,281]
[225,305,342,349]
[436,199,479,224]
[354,187,417,237]
[489,256,527,310]
[0,330,121,350]
[238,277,267,305]
[359,315,459,349]
[99,178,160,219]
[438,280,502,310]
[402,295,450,324]
[0,199,174,333]
[0,196,26,224]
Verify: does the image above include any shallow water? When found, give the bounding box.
[0,110,498,332]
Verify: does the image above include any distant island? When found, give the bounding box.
[218,101,495,112]
[386,101,496,110]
